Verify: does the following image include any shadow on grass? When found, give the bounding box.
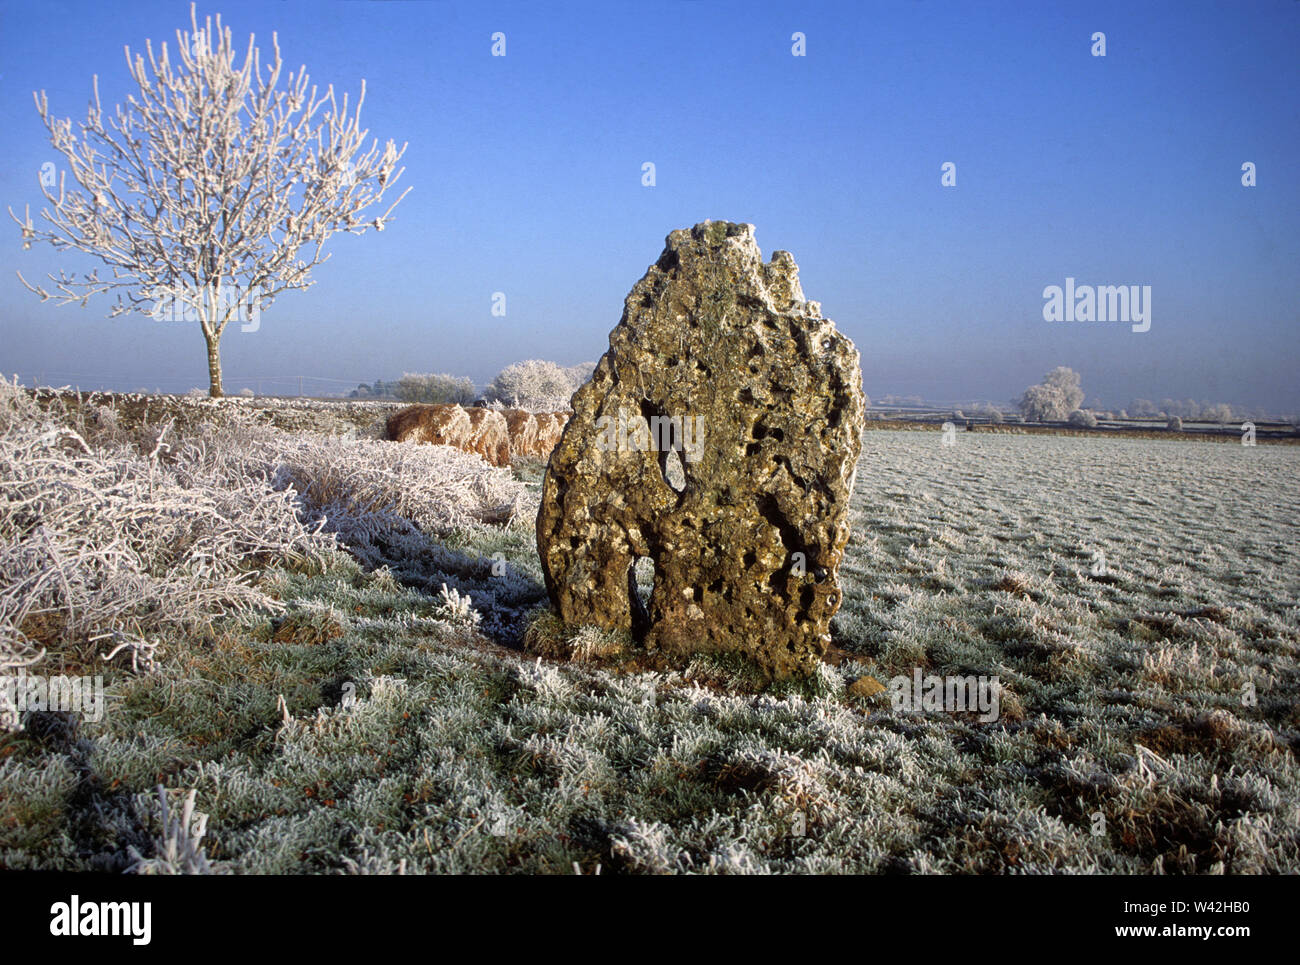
[332,515,548,649]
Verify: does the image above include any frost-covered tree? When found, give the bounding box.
[9,5,410,396]
[564,362,597,390]
[1202,403,1234,426]
[394,372,476,405]
[1017,367,1085,422]
[1043,367,1085,410]
[1068,408,1098,428]
[1018,384,1066,422]
[1129,399,1158,418]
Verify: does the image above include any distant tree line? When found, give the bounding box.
[349,359,597,410]
[1125,398,1236,424]
[1014,367,1245,426]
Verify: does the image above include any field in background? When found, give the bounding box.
[1,396,1297,873]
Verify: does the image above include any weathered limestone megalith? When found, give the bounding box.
[537,221,864,679]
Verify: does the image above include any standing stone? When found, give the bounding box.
[536,221,864,680]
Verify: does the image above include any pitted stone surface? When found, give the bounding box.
[537,221,864,679]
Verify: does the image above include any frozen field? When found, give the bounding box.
[2,399,1297,874]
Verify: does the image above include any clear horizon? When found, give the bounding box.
[1,0,1297,413]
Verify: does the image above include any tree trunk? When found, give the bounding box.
[205,330,224,398]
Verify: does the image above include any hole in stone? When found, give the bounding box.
[766,568,791,604]
[745,442,762,458]
[738,387,756,406]
[774,454,808,491]
[743,550,757,568]
[758,494,807,575]
[692,585,703,603]
[628,556,654,635]
[640,397,688,495]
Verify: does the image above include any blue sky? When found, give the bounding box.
[1,0,1297,410]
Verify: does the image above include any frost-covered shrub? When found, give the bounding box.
[1068,409,1098,428]
[0,379,337,692]
[264,427,534,542]
[431,583,481,629]
[0,380,533,712]
[1167,416,1183,431]
[484,360,589,411]
[128,786,214,875]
